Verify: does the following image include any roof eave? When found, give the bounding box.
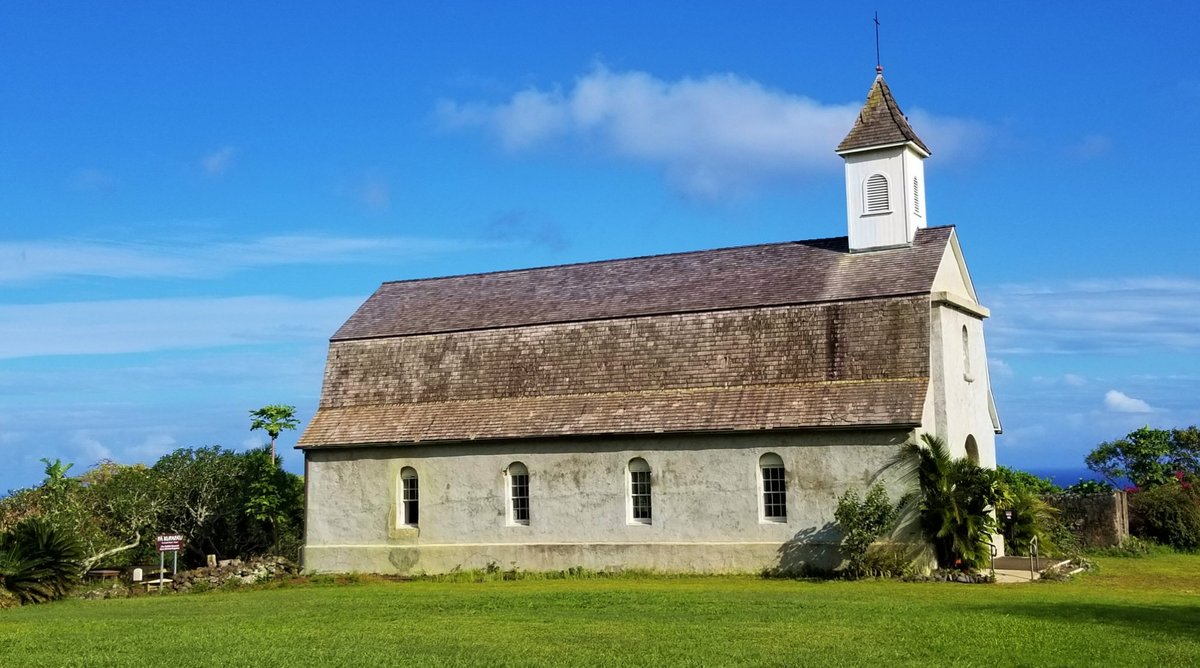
[836,140,931,159]
[295,421,924,450]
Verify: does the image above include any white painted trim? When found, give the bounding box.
[836,140,930,158]
[932,291,990,318]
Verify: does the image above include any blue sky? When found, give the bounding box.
[2,2,1198,492]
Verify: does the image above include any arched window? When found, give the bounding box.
[507,462,530,526]
[400,467,419,526]
[628,458,652,525]
[864,173,890,214]
[759,453,787,522]
[962,325,973,381]
[913,176,922,217]
[965,436,980,465]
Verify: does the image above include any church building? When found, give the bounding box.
[297,74,1002,574]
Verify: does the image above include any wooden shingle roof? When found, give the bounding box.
[836,74,931,156]
[334,227,953,341]
[299,228,953,449]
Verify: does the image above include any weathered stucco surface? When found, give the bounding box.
[304,430,911,574]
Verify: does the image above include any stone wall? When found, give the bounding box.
[1044,491,1129,548]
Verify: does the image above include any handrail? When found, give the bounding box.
[986,539,998,579]
[1029,535,1040,580]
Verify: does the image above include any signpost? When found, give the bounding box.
[155,534,185,593]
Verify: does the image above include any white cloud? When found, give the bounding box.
[70,430,113,464]
[1063,373,1088,387]
[437,65,986,199]
[1104,390,1155,414]
[988,358,1015,379]
[0,233,492,284]
[201,146,237,176]
[987,277,1200,355]
[0,295,363,359]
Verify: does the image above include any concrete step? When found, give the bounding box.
[991,557,1073,583]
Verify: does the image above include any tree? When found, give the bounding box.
[881,434,1004,570]
[153,447,244,560]
[1086,425,1200,489]
[249,404,300,464]
[77,462,167,571]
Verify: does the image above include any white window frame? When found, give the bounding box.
[400,467,419,527]
[506,462,530,526]
[627,458,652,525]
[758,453,787,523]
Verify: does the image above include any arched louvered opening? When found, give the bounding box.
[913,176,922,217]
[864,173,890,214]
[965,436,980,465]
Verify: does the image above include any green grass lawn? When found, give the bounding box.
[2,553,1198,667]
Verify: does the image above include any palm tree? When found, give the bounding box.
[881,434,1004,570]
[249,404,300,465]
[0,519,84,605]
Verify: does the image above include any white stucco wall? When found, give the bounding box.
[304,429,912,575]
[926,239,999,470]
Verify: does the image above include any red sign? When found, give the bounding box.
[156,534,185,552]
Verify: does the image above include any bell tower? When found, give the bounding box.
[836,75,931,252]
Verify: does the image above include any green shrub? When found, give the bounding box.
[1063,479,1113,496]
[862,543,917,578]
[1087,535,1164,558]
[1128,484,1200,551]
[999,489,1059,556]
[834,484,896,578]
[0,519,84,605]
[997,466,1061,495]
[884,435,1003,571]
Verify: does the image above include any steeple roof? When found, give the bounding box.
[836,74,931,156]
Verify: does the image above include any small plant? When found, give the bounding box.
[834,484,897,578]
[862,543,917,578]
[1087,535,1164,558]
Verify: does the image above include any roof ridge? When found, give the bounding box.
[379,235,851,286]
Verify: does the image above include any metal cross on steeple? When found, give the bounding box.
[874,12,883,74]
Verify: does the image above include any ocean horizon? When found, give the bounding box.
[1008,466,1111,488]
